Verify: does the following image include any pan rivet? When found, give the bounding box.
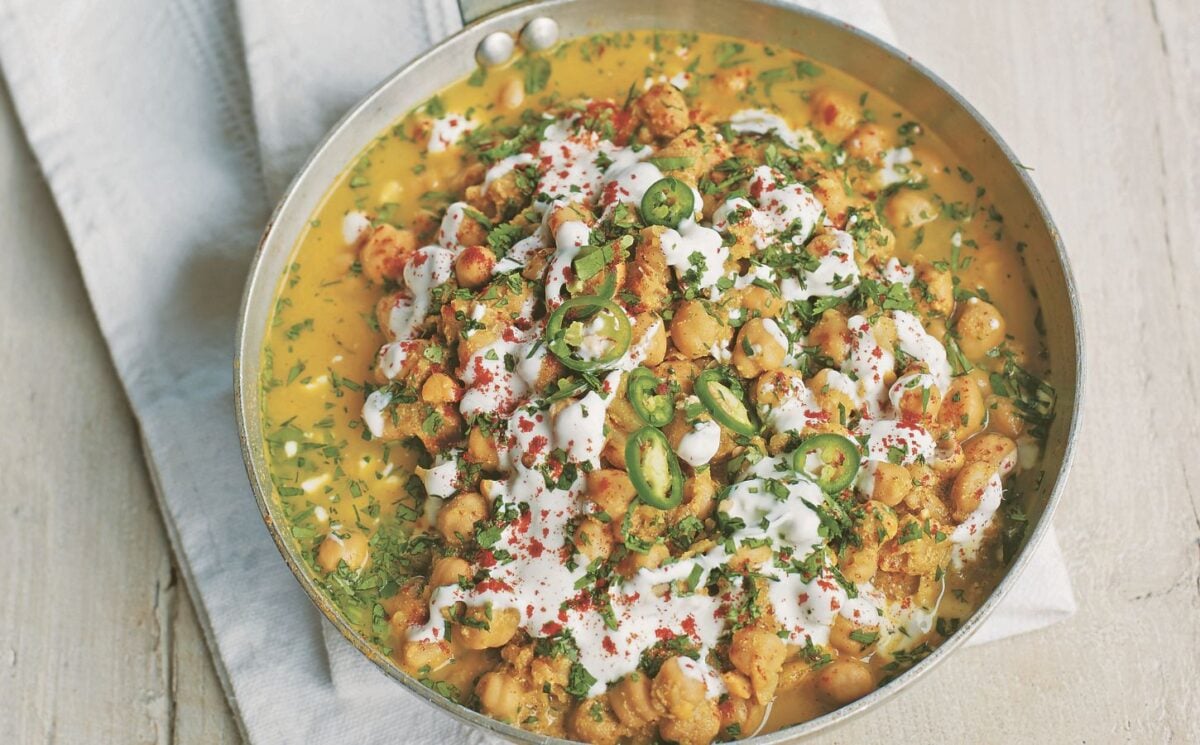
[476,32,515,67]
[519,17,559,51]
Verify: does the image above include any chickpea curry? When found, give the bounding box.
[261,30,1056,744]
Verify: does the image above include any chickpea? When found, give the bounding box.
[670,300,726,359]
[420,372,461,404]
[659,699,720,745]
[374,292,406,343]
[400,638,450,670]
[884,188,937,229]
[728,628,786,705]
[567,698,620,745]
[850,207,896,263]
[829,615,880,656]
[547,201,594,235]
[682,468,716,519]
[586,469,637,520]
[450,163,486,194]
[630,227,672,313]
[810,87,860,140]
[429,556,470,588]
[938,377,987,444]
[954,297,1007,359]
[531,654,572,693]
[840,545,879,583]
[904,464,950,521]
[458,606,521,650]
[359,225,418,284]
[633,312,668,367]
[713,66,752,96]
[500,641,533,671]
[453,245,496,289]
[408,209,440,241]
[652,657,708,720]
[436,491,489,545]
[808,369,857,425]
[815,659,875,705]
[964,367,994,396]
[497,77,524,111]
[863,461,910,506]
[452,211,489,248]
[635,83,690,140]
[732,318,788,378]
[752,369,804,414]
[810,171,852,228]
[717,696,766,739]
[913,258,954,317]
[842,123,890,162]
[476,671,523,722]
[618,542,670,576]
[602,429,631,471]
[316,529,369,573]
[951,461,997,521]
[863,500,900,542]
[963,433,1018,475]
[931,443,966,479]
[465,426,500,470]
[728,543,773,571]
[722,671,753,700]
[382,580,428,626]
[574,516,614,561]
[730,284,783,318]
[607,377,647,437]
[809,308,850,366]
[872,315,897,350]
[893,376,942,425]
[916,572,943,608]
[986,394,1026,438]
[609,672,661,728]
[660,356,704,385]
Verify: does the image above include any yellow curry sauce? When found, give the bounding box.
[261,31,1055,743]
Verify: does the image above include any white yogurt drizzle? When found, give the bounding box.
[712,166,824,251]
[342,211,371,245]
[427,113,476,153]
[876,147,916,187]
[726,109,807,150]
[676,417,721,467]
[779,230,861,302]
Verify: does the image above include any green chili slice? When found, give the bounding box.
[792,433,861,493]
[625,426,683,509]
[640,177,694,229]
[627,367,674,427]
[545,295,632,371]
[694,369,757,437]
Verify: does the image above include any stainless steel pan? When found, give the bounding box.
[235,1,1084,741]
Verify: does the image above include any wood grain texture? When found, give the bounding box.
[0,77,173,743]
[0,70,237,745]
[0,0,1195,743]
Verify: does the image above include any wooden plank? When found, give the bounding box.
[0,79,174,744]
[171,583,242,744]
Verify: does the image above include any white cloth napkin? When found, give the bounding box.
[0,1,1073,743]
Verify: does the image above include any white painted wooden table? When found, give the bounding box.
[1,1,1196,742]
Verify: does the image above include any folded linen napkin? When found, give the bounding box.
[0,1,1074,743]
